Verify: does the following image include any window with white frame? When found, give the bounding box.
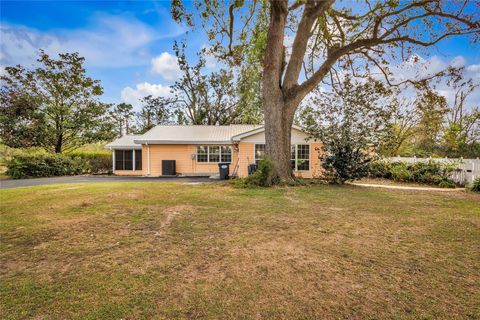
[254,144,265,165]
[254,144,309,170]
[296,144,310,170]
[221,146,232,162]
[196,146,232,163]
[292,144,310,171]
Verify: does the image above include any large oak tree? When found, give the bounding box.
[173,0,479,180]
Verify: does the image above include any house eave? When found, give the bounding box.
[133,139,234,145]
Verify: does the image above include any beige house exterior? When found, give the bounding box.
[106,125,322,178]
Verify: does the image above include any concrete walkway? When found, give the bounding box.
[351,182,465,192]
[0,175,216,190]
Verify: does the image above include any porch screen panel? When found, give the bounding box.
[124,150,133,170]
[115,150,124,170]
[135,150,142,170]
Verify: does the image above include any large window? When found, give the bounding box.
[196,146,232,163]
[254,144,265,165]
[115,150,133,170]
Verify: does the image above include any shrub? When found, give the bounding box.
[368,161,392,179]
[390,163,412,182]
[6,153,87,179]
[67,151,112,174]
[368,160,457,187]
[471,178,480,192]
[244,158,279,187]
[438,179,456,188]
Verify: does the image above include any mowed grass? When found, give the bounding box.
[0,182,479,319]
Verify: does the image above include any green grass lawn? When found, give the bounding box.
[1,182,479,319]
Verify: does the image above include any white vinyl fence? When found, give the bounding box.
[387,157,480,185]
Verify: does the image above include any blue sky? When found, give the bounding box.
[1,1,479,109]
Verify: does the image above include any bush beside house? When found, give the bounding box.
[368,160,457,188]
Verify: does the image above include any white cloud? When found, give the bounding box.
[0,14,185,68]
[120,82,173,109]
[467,64,480,73]
[150,52,181,81]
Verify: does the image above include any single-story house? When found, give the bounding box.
[105,125,322,178]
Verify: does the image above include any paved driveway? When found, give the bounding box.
[0,175,216,190]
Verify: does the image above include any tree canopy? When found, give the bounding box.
[1,51,114,153]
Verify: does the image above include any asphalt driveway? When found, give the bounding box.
[0,175,216,189]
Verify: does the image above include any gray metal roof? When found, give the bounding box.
[134,125,262,144]
[105,135,142,149]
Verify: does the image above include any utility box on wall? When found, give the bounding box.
[162,160,176,176]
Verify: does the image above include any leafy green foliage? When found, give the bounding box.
[6,153,86,179]
[5,151,112,179]
[243,158,279,187]
[67,151,112,174]
[369,160,457,187]
[470,178,480,192]
[0,51,114,153]
[302,77,393,184]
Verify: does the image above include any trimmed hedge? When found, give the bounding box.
[5,151,112,179]
[6,153,87,179]
[368,160,457,188]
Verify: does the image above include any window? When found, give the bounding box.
[196,146,232,163]
[197,146,208,162]
[254,144,265,165]
[296,144,310,170]
[209,146,220,162]
[115,150,133,170]
[291,144,310,171]
[221,146,232,163]
[135,150,142,170]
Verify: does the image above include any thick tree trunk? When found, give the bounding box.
[262,1,293,181]
[263,93,296,180]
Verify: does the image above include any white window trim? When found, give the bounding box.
[253,144,309,171]
[254,144,265,164]
[292,144,310,171]
[196,146,232,163]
